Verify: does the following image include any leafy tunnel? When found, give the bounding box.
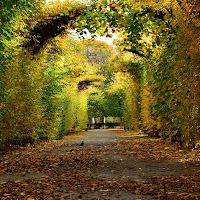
[0,0,199,148]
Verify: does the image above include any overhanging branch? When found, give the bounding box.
[123,48,147,58]
[24,8,86,55]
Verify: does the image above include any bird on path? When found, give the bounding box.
[80,141,84,146]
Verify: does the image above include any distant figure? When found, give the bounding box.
[80,141,84,146]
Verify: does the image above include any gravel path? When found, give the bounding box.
[70,129,124,146]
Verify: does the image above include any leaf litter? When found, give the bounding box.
[0,130,200,199]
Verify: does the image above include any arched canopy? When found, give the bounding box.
[24,0,200,57]
[25,7,86,54]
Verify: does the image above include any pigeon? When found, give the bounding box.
[80,141,84,146]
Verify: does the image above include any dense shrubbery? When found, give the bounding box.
[135,1,200,145]
[91,0,199,145]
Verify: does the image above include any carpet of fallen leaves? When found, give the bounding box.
[0,130,200,200]
[108,137,200,164]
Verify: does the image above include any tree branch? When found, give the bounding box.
[123,48,147,58]
[24,9,86,55]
